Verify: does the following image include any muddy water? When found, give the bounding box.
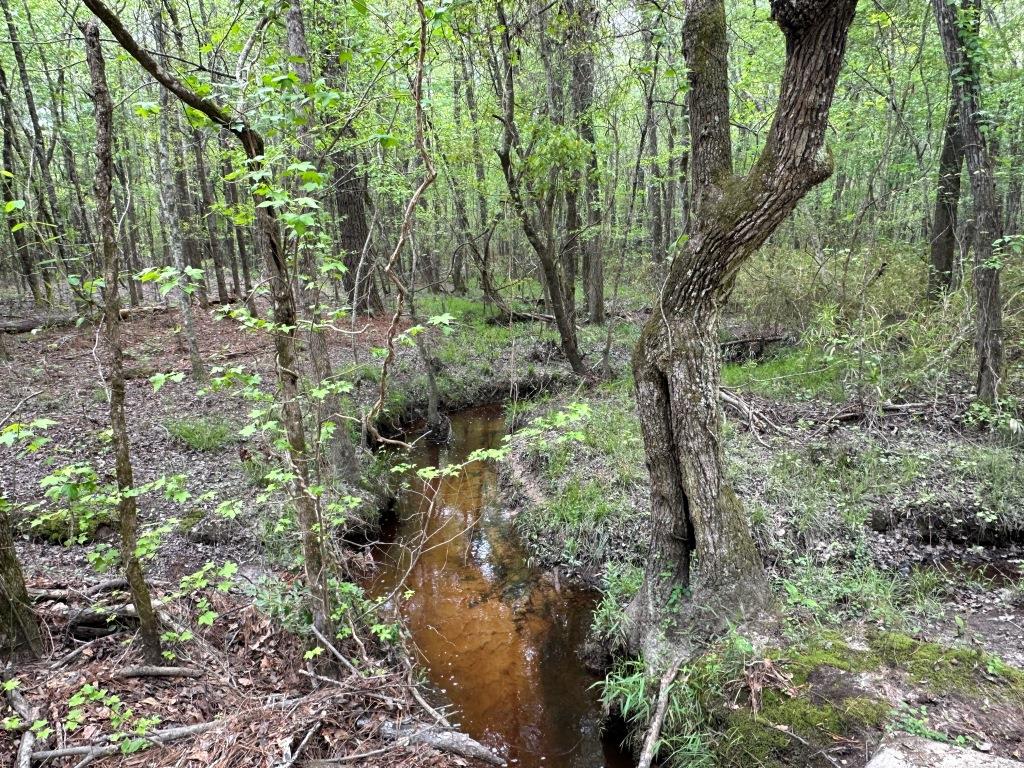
[372,405,633,768]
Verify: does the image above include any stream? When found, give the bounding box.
[372,405,634,768]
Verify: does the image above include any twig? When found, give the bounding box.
[636,655,687,768]
[310,624,360,677]
[276,721,321,768]
[0,389,42,429]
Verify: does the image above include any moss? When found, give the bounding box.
[869,631,1024,700]
[719,691,889,767]
[720,710,790,767]
[841,697,891,729]
[177,506,206,533]
[780,631,878,684]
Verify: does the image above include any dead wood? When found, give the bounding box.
[110,665,202,679]
[636,654,686,768]
[28,721,219,763]
[377,721,506,766]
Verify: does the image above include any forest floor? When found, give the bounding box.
[3,295,1023,767]
[0,296,576,768]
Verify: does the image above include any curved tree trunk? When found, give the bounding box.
[627,0,858,664]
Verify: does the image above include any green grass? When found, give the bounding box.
[723,349,846,401]
[165,416,236,451]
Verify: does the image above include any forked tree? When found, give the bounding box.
[627,0,858,662]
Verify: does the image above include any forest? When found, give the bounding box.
[1,0,1023,766]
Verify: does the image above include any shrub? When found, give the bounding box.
[165,417,236,451]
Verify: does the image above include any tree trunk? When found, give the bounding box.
[82,18,163,664]
[933,0,1003,404]
[627,0,857,664]
[0,0,73,295]
[153,11,205,381]
[0,62,40,305]
[494,1,587,375]
[0,500,41,657]
[927,97,964,299]
[567,0,604,324]
[285,0,360,485]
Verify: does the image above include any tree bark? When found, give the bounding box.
[927,97,964,299]
[81,18,163,664]
[932,0,1003,404]
[0,499,41,656]
[627,0,857,664]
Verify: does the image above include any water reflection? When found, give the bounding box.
[372,406,633,768]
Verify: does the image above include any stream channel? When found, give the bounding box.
[372,405,635,768]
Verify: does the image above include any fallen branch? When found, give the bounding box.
[29,721,219,763]
[636,655,687,768]
[378,721,506,766]
[110,666,202,679]
[4,665,38,768]
[0,390,42,429]
[276,721,321,768]
[720,388,786,439]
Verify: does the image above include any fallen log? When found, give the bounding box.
[28,721,219,763]
[0,306,168,334]
[378,721,506,766]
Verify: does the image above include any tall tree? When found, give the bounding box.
[81,17,163,663]
[627,0,858,662]
[933,0,1004,404]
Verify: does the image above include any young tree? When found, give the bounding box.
[933,0,1004,404]
[626,0,858,663]
[81,17,163,663]
[83,0,335,636]
[493,1,588,375]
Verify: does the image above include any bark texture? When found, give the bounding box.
[627,0,858,664]
[932,0,1004,404]
[928,97,964,299]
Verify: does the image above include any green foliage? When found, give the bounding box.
[723,349,845,401]
[165,416,236,451]
[27,463,115,544]
[591,562,643,644]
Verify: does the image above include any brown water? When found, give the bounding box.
[372,405,634,768]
